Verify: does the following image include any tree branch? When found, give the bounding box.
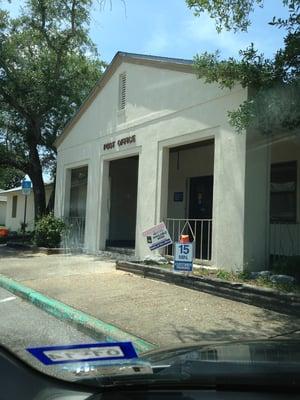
[0,86,30,120]
[0,150,28,172]
[30,0,56,51]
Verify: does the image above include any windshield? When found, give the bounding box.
[0,0,299,392]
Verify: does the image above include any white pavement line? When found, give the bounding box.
[0,296,17,303]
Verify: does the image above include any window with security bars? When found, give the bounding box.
[118,72,127,110]
[69,166,88,218]
[12,195,18,218]
[270,161,297,222]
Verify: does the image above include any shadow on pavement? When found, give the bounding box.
[169,309,300,343]
[0,245,36,259]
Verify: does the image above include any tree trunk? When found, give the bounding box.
[46,174,56,213]
[28,146,46,220]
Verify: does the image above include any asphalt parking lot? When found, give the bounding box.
[1,245,299,347]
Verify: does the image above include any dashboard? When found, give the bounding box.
[0,346,299,400]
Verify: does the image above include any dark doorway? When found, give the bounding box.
[106,156,139,249]
[67,166,88,246]
[189,176,213,219]
[189,176,213,259]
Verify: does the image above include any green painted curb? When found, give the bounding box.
[0,274,156,354]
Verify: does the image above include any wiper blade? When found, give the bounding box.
[76,360,300,391]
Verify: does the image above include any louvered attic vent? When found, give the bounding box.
[118,72,127,111]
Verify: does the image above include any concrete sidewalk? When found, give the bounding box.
[1,247,300,348]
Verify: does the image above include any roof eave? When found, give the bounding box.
[0,182,53,194]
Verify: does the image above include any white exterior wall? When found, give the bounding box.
[55,60,248,269]
[5,187,52,232]
[212,122,247,270]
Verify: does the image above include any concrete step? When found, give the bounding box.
[105,247,135,256]
[96,248,137,262]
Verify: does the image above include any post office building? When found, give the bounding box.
[54,52,300,271]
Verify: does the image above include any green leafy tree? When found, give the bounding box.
[186,0,300,135]
[0,0,105,218]
[0,167,24,190]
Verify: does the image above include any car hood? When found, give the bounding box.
[143,338,300,365]
[69,339,300,390]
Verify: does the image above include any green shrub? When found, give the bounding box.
[216,270,232,280]
[34,213,66,248]
[237,270,251,280]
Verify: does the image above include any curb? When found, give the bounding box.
[116,261,300,317]
[0,274,156,354]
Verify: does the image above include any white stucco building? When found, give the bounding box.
[2,184,53,232]
[54,52,300,271]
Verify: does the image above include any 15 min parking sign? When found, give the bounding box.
[174,243,193,272]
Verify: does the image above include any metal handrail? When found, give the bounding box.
[62,216,86,248]
[165,218,212,221]
[165,218,213,261]
[270,222,300,258]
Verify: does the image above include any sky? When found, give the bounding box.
[5,0,288,63]
[88,0,288,63]
[3,0,288,183]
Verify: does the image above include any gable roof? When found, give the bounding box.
[54,51,195,148]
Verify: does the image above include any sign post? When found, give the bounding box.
[142,222,172,251]
[174,242,193,273]
[21,180,32,238]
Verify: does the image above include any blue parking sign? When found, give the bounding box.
[22,180,32,189]
[21,180,32,195]
[174,242,193,272]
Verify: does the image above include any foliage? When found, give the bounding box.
[186,0,300,135]
[204,267,299,293]
[255,275,300,294]
[0,167,24,190]
[0,0,105,218]
[143,262,299,293]
[236,270,251,280]
[4,230,35,245]
[34,213,66,248]
[186,0,264,32]
[216,269,232,280]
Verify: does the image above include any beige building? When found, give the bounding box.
[54,52,300,271]
[2,184,52,232]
